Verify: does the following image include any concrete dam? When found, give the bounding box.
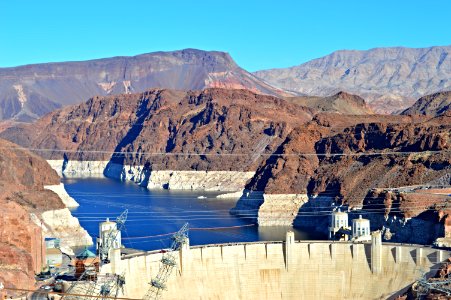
[101,232,450,300]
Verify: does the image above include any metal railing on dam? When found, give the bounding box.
[105,234,451,299]
[121,239,443,260]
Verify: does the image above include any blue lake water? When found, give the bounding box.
[64,177,325,251]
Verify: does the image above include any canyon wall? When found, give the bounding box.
[0,202,45,290]
[0,138,91,289]
[1,89,449,248]
[231,191,311,226]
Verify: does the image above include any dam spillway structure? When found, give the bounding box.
[100,232,451,299]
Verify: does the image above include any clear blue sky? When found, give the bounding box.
[0,0,449,71]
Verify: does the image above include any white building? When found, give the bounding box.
[329,209,350,240]
[97,218,122,261]
[352,215,371,242]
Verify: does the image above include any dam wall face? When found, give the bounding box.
[101,239,449,300]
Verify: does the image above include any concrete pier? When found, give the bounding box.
[103,240,450,300]
[371,231,382,274]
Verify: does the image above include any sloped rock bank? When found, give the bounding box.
[0,139,91,289]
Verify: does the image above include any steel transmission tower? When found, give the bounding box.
[143,223,189,300]
[100,209,128,263]
[63,209,128,300]
[98,273,126,299]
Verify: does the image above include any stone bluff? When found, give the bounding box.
[101,232,449,300]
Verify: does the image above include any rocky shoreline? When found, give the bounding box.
[47,158,451,246]
[48,159,256,192]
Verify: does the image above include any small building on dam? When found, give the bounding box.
[100,231,450,299]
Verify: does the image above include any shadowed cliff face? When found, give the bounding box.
[0,49,289,121]
[246,113,450,210]
[0,88,315,171]
[0,139,65,290]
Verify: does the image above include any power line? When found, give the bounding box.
[0,146,449,157]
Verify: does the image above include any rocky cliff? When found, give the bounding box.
[254,46,451,113]
[0,138,91,289]
[1,88,314,185]
[0,49,289,121]
[285,91,374,115]
[401,91,451,116]
[233,112,450,241]
[2,88,449,244]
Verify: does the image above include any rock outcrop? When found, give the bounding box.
[401,91,451,116]
[233,112,450,231]
[44,183,79,208]
[254,46,451,113]
[1,88,314,192]
[0,138,91,289]
[285,91,374,115]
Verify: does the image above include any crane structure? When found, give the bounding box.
[143,223,189,300]
[63,209,128,300]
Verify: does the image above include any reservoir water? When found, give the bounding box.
[64,177,325,251]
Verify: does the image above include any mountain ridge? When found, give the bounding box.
[254,45,451,113]
[0,49,289,121]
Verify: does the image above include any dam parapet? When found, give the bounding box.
[101,236,450,300]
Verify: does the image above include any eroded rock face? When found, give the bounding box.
[362,189,450,244]
[285,91,374,115]
[0,202,43,290]
[401,91,451,116]
[246,113,449,201]
[233,112,450,231]
[0,138,91,289]
[1,88,314,173]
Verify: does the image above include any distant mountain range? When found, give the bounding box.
[254,46,451,113]
[0,49,287,121]
[0,46,450,121]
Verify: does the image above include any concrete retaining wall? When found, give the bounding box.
[101,238,449,299]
